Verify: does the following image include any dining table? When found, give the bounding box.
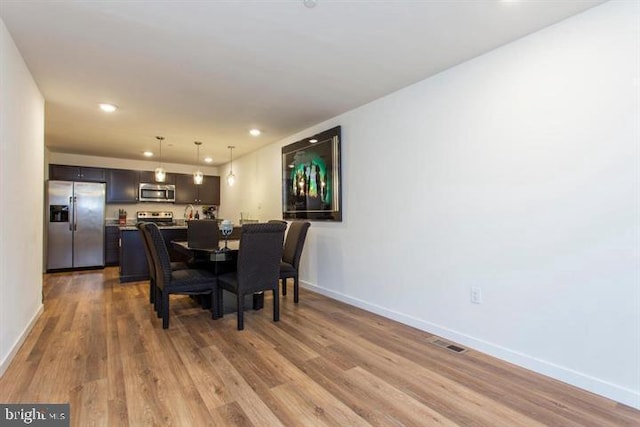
[171,240,265,311]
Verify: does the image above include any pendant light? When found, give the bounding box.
[193,141,203,185]
[227,145,236,186]
[154,136,166,182]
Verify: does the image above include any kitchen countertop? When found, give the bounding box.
[117,224,187,231]
[106,219,188,230]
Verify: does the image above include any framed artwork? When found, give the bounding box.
[282,126,342,221]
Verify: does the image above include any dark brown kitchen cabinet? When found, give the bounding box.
[199,175,221,205]
[106,169,138,203]
[49,164,105,182]
[138,170,175,185]
[174,173,220,205]
[174,173,198,204]
[105,226,120,266]
[119,228,147,282]
[119,227,187,282]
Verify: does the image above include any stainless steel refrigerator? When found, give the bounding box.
[47,180,106,270]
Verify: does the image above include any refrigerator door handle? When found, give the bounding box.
[73,195,78,231]
[69,196,74,231]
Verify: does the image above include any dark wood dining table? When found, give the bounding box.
[171,240,264,311]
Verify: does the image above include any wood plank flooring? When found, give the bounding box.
[1,267,638,426]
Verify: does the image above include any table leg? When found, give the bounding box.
[253,292,264,310]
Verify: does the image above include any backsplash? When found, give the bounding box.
[105,203,217,221]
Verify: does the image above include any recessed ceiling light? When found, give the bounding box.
[303,0,317,8]
[249,129,261,137]
[143,151,153,157]
[99,103,117,113]
[309,138,318,143]
[204,157,213,163]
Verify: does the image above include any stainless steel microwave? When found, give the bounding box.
[139,183,175,202]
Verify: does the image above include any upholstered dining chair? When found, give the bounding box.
[214,222,286,330]
[137,222,187,313]
[143,222,217,329]
[279,221,310,303]
[136,222,157,305]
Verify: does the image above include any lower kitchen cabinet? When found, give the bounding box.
[119,229,146,282]
[105,226,120,266]
[119,227,188,283]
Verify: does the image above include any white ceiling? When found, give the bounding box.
[0,0,606,166]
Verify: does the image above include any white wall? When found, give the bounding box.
[218,142,283,224]
[221,1,640,408]
[0,19,45,375]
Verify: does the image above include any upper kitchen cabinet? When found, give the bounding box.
[174,174,198,204]
[106,168,138,204]
[138,170,175,185]
[174,174,220,205]
[200,175,221,205]
[49,164,105,182]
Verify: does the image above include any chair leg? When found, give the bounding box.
[162,291,170,329]
[149,278,155,304]
[212,286,220,319]
[273,287,280,322]
[293,275,299,304]
[252,292,264,310]
[155,286,162,317]
[212,290,218,318]
[217,287,224,318]
[281,278,287,296]
[237,293,244,330]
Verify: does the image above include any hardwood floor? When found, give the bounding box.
[1,267,638,426]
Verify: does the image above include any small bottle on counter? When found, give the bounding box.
[194,210,199,220]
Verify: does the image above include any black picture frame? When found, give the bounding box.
[282,126,342,221]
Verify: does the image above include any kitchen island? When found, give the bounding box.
[118,224,188,283]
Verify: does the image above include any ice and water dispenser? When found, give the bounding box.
[50,205,69,223]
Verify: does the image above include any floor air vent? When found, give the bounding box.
[427,337,468,354]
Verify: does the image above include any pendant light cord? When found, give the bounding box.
[227,146,236,186]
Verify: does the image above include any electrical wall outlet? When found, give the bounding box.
[471,287,483,304]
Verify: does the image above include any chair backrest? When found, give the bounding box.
[187,219,220,250]
[237,222,286,294]
[268,219,288,225]
[137,222,156,281]
[282,221,310,268]
[144,222,173,287]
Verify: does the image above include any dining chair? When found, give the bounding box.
[138,222,187,313]
[136,222,157,305]
[214,222,286,330]
[279,221,310,303]
[144,222,217,329]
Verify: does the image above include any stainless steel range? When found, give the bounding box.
[137,211,175,226]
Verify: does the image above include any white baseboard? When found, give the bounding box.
[301,281,640,410]
[0,303,44,377]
